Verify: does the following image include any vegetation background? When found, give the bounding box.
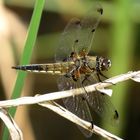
[0,0,140,140]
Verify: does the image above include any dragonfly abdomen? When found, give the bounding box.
[12,64,47,73]
[12,62,74,75]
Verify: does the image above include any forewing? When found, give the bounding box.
[57,76,93,137]
[55,18,81,62]
[55,4,103,62]
[82,74,119,126]
[76,4,103,54]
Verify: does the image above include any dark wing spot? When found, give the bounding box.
[75,39,79,43]
[114,110,119,120]
[97,8,103,15]
[91,29,95,33]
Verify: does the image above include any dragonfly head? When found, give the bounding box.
[96,56,111,71]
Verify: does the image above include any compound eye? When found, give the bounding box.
[102,62,106,66]
[107,60,111,67]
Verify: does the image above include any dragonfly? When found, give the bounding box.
[12,4,119,137]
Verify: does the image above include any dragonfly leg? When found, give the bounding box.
[90,121,94,129]
[98,71,108,79]
[97,71,115,85]
[96,72,102,82]
[82,74,91,85]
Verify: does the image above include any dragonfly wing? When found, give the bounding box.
[55,4,103,62]
[57,76,93,137]
[82,74,119,126]
[55,18,81,62]
[76,4,103,54]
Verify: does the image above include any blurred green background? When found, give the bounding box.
[0,0,140,140]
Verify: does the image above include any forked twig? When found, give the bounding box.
[0,71,139,108]
[38,100,123,140]
[0,108,23,140]
[0,71,140,139]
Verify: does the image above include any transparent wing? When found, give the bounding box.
[57,76,93,137]
[76,4,103,54]
[55,4,103,62]
[55,18,81,62]
[82,74,119,126]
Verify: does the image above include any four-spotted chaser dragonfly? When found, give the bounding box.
[12,4,119,137]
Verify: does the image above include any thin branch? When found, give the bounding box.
[0,108,23,140]
[38,101,123,140]
[0,71,139,108]
[0,71,139,140]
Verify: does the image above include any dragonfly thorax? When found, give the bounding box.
[96,56,111,71]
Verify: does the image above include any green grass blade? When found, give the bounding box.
[2,0,46,139]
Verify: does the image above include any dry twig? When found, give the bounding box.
[0,71,140,139]
[0,71,139,108]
